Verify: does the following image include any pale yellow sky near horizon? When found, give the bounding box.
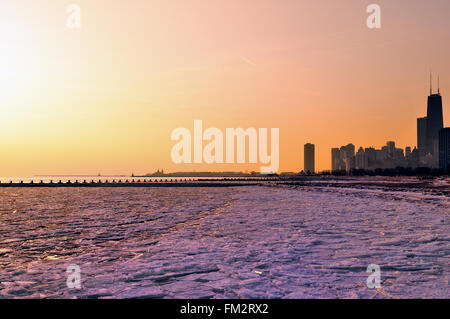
[1,0,449,175]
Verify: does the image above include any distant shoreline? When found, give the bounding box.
[34,175,127,177]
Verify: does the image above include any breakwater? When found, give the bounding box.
[0,178,275,188]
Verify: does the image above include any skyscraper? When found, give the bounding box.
[387,141,395,158]
[331,148,340,171]
[416,75,444,167]
[355,147,368,169]
[405,146,412,158]
[425,76,444,167]
[341,144,355,159]
[439,128,450,170]
[341,144,355,171]
[417,117,427,158]
[304,143,315,174]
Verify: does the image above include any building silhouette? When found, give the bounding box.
[417,75,444,167]
[304,143,315,174]
[439,128,450,170]
[417,117,427,158]
[405,146,412,157]
[331,148,340,171]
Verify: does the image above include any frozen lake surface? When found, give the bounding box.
[0,183,448,298]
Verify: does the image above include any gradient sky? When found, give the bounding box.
[1,0,450,175]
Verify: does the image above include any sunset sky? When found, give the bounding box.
[1,0,450,175]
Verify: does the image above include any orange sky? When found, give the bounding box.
[1,0,449,176]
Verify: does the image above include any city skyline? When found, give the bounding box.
[1,0,450,175]
[331,75,447,172]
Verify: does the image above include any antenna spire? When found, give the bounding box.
[438,75,440,94]
[430,72,432,95]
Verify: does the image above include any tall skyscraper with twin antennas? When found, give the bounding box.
[425,74,444,167]
[417,74,444,167]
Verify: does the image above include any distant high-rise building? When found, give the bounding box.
[410,147,420,167]
[425,76,444,167]
[304,143,315,173]
[415,76,445,167]
[331,148,341,171]
[338,144,355,172]
[387,141,395,158]
[341,144,355,159]
[365,147,377,168]
[355,147,368,170]
[439,128,450,170]
[405,147,412,158]
[417,117,427,155]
